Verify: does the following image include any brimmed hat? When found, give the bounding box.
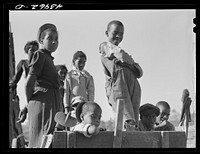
[75,101,87,123]
[37,23,57,42]
[71,96,85,108]
[139,103,160,116]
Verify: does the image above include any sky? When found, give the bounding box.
[9,10,196,121]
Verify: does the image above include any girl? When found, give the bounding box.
[18,23,63,148]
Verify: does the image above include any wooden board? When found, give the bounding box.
[52,131,186,148]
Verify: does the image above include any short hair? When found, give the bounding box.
[82,102,102,115]
[107,20,124,31]
[72,51,87,63]
[55,64,68,72]
[156,101,171,110]
[24,40,39,54]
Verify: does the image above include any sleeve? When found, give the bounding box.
[28,51,45,77]
[100,55,115,78]
[122,62,143,78]
[63,75,71,108]
[87,74,95,101]
[73,123,93,138]
[10,60,24,84]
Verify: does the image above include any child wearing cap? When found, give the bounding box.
[154,101,175,131]
[64,51,95,114]
[99,20,143,131]
[138,103,160,131]
[18,23,64,148]
[71,101,104,137]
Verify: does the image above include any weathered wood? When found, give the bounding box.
[122,131,161,148]
[52,131,186,148]
[113,99,124,148]
[52,131,67,148]
[162,131,186,148]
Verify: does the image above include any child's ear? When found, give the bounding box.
[105,30,108,36]
[80,113,84,121]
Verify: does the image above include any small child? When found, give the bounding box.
[72,101,103,137]
[64,51,95,114]
[99,20,143,131]
[55,64,68,102]
[138,103,160,131]
[154,101,175,131]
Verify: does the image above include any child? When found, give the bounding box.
[138,103,160,131]
[9,40,39,90]
[99,20,143,131]
[72,101,103,137]
[154,101,175,131]
[64,51,95,114]
[55,64,68,102]
[18,23,63,148]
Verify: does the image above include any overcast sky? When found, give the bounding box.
[9,10,195,121]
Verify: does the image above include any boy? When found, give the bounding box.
[138,103,160,131]
[9,40,39,90]
[99,20,143,131]
[154,101,175,131]
[64,51,95,115]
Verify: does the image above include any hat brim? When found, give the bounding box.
[75,101,87,123]
[37,23,57,42]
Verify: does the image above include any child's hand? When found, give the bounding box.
[17,106,28,123]
[88,125,99,135]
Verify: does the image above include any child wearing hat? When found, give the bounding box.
[138,103,160,131]
[99,20,143,131]
[18,23,64,148]
[64,51,95,115]
[154,101,175,131]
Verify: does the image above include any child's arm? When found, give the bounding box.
[63,76,71,114]
[87,75,95,101]
[87,125,99,136]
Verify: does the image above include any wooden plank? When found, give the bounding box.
[67,131,76,148]
[75,131,114,148]
[122,131,161,148]
[113,99,124,148]
[166,131,186,148]
[52,131,67,148]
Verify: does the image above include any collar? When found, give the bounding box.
[41,49,54,60]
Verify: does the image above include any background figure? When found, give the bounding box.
[99,20,143,131]
[9,40,39,90]
[154,101,175,131]
[138,103,160,131]
[64,51,95,115]
[19,23,63,148]
[55,64,68,103]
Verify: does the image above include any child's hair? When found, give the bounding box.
[82,102,102,116]
[72,51,87,63]
[55,64,68,73]
[24,40,39,54]
[156,101,171,110]
[107,20,124,31]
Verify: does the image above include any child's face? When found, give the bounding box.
[27,45,38,61]
[142,113,157,129]
[58,69,67,81]
[82,105,102,127]
[106,23,124,46]
[41,30,58,52]
[156,105,170,123]
[74,57,86,71]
